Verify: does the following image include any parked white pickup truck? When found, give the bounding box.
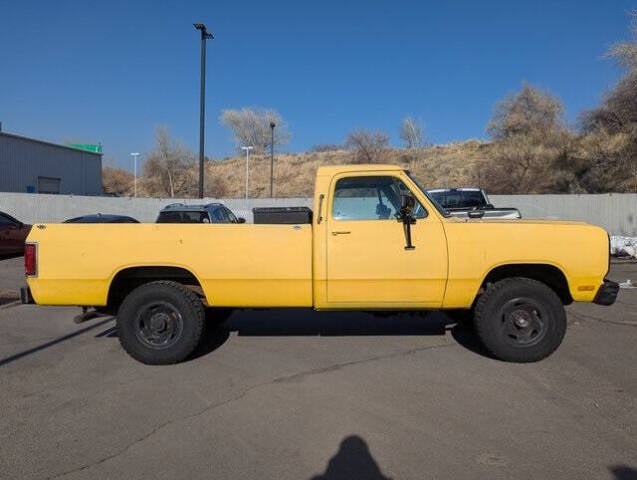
[426,188,521,219]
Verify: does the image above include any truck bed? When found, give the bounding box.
[27,223,313,307]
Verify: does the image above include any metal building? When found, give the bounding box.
[0,130,103,195]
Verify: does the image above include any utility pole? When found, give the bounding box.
[130,152,140,197]
[269,122,275,197]
[194,23,214,198]
[241,146,254,200]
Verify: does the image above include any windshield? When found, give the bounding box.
[405,171,451,217]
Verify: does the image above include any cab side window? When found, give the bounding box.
[332,176,426,221]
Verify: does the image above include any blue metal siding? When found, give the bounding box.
[0,133,102,195]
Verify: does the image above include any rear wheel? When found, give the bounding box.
[474,277,566,363]
[117,281,204,365]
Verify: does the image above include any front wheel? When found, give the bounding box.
[474,277,566,363]
[117,281,205,365]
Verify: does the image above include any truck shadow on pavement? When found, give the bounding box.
[189,309,493,361]
[90,309,493,362]
[0,253,23,261]
[0,309,491,367]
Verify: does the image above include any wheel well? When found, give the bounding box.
[481,264,573,305]
[107,267,202,311]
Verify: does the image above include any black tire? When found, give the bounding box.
[474,277,566,363]
[117,281,205,365]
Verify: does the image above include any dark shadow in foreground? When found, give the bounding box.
[0,317,114,367]
[310,435,392,480]
[610,464,637,480]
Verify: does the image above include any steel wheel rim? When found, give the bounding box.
[134,301,184,350]
[497,296,548,347]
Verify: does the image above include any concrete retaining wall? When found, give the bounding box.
[0,192,312,225]
[1,192,636,235]
[490,194,637,236]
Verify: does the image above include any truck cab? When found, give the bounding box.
[311,166,448,309]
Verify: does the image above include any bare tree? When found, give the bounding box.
[142,126,196,197]
[220,108,290,154]
[606,10,637,70]
[400,117,424,149]
[578,10,637,192]
[482,85,572,193]
[102,166,133,196]
[481,136,573,194]
[487,84,567,141]
[345,129,390,164]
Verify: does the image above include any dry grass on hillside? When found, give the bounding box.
[205,141,493,198]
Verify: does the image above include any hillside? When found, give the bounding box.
[205,141,492,198]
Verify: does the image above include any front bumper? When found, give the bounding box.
[593,279,619,306]
[21,285,34,305]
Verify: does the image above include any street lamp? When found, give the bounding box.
[241,146,254,200]
[130,152,140,197]
[194,23,214,199]
[269,122,275,198]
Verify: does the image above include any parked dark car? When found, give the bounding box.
[0,212,32,255]
[156,203,245,224]
[63,214,140,223]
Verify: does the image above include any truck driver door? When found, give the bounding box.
[326,174,447,308]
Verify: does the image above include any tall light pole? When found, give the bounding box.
[269,122,275,198]
[130,152,140,197]
[194,23,214,199]
[241,146,254,200]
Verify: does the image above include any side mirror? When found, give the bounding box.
[237,217,246,224]
[400,194,416,216]
[399,194,416,250]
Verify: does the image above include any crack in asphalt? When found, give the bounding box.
[272,343,453,384]
[46,341,453,479]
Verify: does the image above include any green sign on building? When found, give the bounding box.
[66,143,103,154]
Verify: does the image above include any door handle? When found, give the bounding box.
[331,231,351,236]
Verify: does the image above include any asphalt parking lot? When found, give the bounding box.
[1,256,636,480]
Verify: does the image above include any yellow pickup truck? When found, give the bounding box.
[22,165,618,365]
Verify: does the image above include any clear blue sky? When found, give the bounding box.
[0,0,633,170]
